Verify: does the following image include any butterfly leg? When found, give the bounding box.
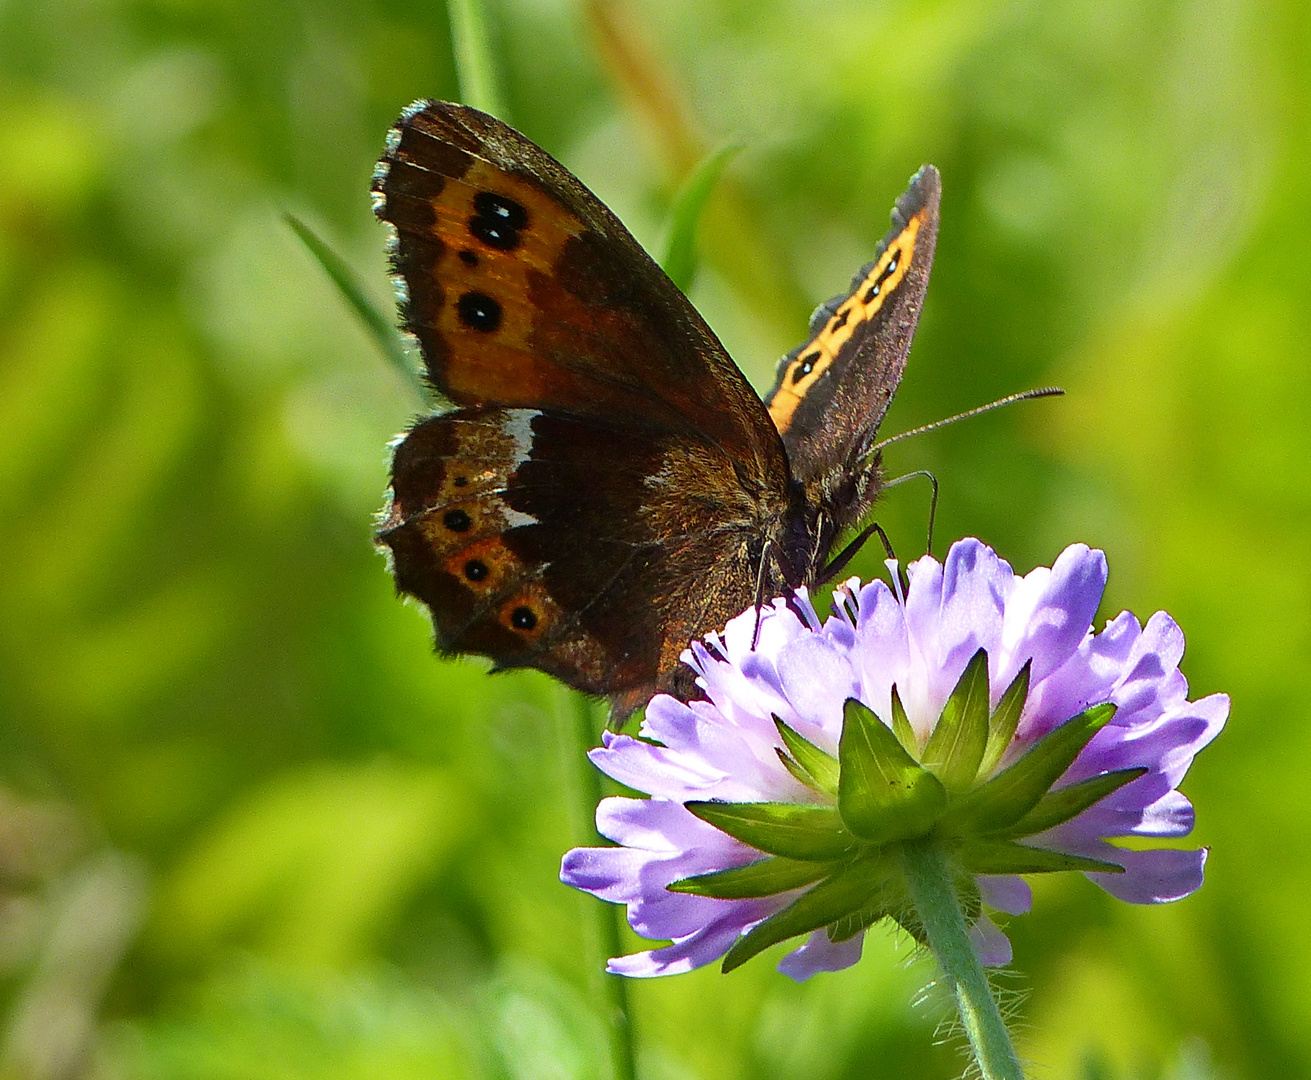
[821,521,915,597]
[750,540,776,649]
[751,538,805,648]
[817,521,898,585]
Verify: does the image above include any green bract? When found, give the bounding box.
[669,648,1145,972]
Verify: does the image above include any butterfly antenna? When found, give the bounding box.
[871,387,1064,454]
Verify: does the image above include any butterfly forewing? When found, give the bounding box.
[765,166,941,529]
[374,101,786,466]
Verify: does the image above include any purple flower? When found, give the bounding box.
[561,539,1227,980]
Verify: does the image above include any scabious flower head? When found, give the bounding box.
[561,538,1227,979]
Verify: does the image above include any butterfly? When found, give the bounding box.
[373,101,939,719]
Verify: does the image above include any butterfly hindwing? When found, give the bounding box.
[765,166,941,529]
[380,406,779,711]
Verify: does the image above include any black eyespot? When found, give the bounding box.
[469,191,528,250]
[830,309,850,331]
[457,291,501,332]
[464,559,489,581]
[458,248,478,266]
[792,351,821,384]
[473,191,527,228]
[863,284,880,303]
[470,218,518,248]
[510,606,537,630]
[452,476,468,487]
[443,509,471,532]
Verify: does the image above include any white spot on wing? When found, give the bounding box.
[499,410,541,526]
[503,409,539,467]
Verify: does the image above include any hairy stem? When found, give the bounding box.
[901,839,1024,1080]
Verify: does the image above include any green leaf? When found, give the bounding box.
[890,684,917,755]
[774,716,839,796]
[936,703,1118,836]
[668,856,835,898]
[838,699,947,843]
[921,648,991,791]
[957,838,1126,875]
[979,659,1031,777]
[1002,767,1148,838]
[721,856,896,972]
[283,214,425,402]
[775,750,815,794]
[660,142,743,292]
[684,802,854,861]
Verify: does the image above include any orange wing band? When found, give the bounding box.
[767,213,924,434]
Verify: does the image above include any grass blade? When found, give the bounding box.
[660,141,742,292]
[449,0,506,117]
[284,214,425,402]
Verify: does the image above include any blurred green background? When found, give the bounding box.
[0,0,1305,1077]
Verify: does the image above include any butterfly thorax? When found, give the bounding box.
[813,449,886,539]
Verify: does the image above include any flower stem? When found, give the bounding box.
[569,693,638,1080]
[900,840,1024,1080]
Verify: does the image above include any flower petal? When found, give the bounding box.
[1085,845,1208,904]
[1000,543,1106,687]
[1108,612,1187,724]
[777,929,866,980]
[969,915,1013,966]
[977,875,1032,915]
[938,538,1013,679]
[607,906,769,978]
[777,634,858,732]
[589,736,732,801]
[594,797,739,854]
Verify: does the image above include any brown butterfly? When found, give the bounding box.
[373,101,939,718]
